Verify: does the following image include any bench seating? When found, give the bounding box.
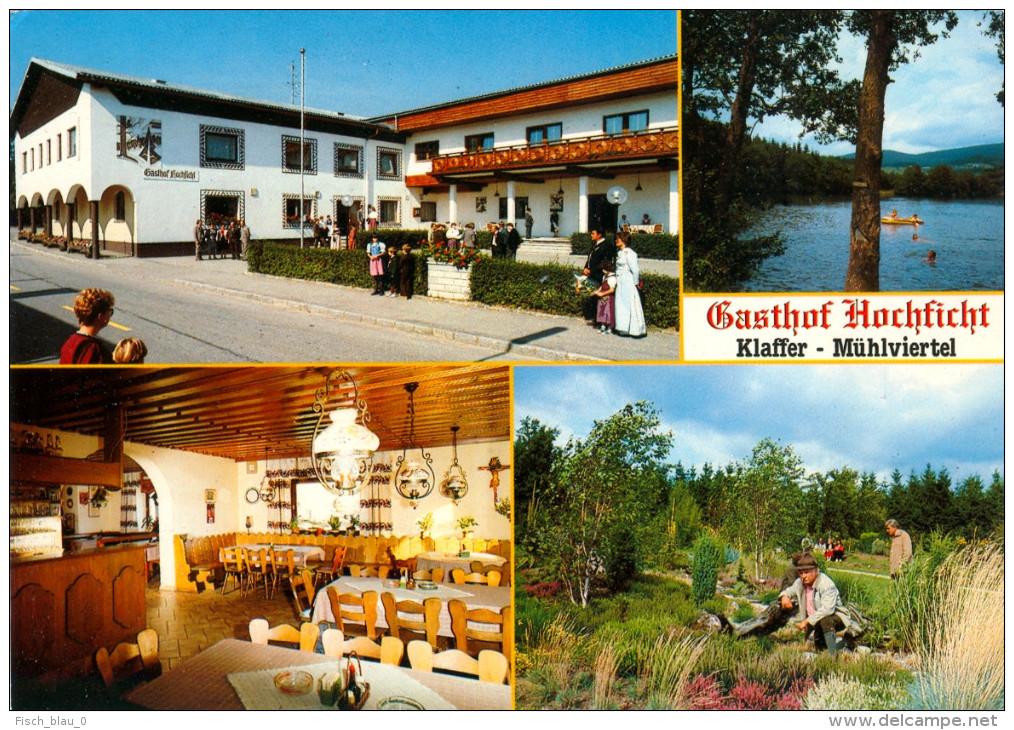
[174,532,511,592]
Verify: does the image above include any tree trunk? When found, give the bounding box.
[717,13,762,214]
[846,10,896,292]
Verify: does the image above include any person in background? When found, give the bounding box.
[550,210,560,236]
[194,219,204,261]
[239,220,251,260]
[367,205,378,230]
[113,337,148,364]
[642,213,652,225]
[524,208,534,239]
[885,519,913,579]
[347,203,361,249]
[777,553,857,656]
[460,222,477,248]
[505,222,522,260]
[386,245,401,297]
[594,260,617,335]
[60,288,115,364]
[399,244,417,299]
[923,249,936,264]
[367,235,387,295]
[446,222,462,250]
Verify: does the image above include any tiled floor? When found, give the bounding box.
[147,575,303,671]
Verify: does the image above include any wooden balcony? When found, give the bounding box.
[429,127,677,179]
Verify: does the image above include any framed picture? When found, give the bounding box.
[205,489,216,503]
[550,193,564,212]
[88,487,100,518]
[206,503,215,524]
[475,196,487,213]
[79,492,89,505]
[246,461,258,474]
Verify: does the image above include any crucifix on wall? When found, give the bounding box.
[478,457,510,502]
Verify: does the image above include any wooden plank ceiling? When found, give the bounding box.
[9,366,510,463]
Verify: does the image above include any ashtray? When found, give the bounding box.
[274,669,313,695]
[416,581,437,590]
[378,696,425,710]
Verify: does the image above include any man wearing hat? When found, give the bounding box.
[777,552,857,656]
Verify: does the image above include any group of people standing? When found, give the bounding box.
[193,219,250,261]
[429,222,478,251]
[583,229,647,338]
[367,236,418,298]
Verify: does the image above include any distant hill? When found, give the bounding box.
[840,143,1003,171]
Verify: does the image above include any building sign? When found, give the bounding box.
[117,116,162,164]
[143,168,199,181]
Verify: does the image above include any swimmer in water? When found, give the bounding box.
[923,250,936,264]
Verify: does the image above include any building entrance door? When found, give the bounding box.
[588,194,617,234]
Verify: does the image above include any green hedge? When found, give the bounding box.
[570,232,678,260]
[469,259,678,329]
[247,241,427,292]
[352,228,428,249]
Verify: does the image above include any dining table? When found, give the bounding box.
[236,543,326,567]
[123,638,510,710]
[310,576,510,640]
[414,550,506,579]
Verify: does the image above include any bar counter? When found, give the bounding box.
[10,543,148,681]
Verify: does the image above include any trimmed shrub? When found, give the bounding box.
[858,531,880,553]
[247,241,426,292]
[691,533,724,606]
[570,232,678,260]
[469,258,678,329]
[352,228,428,250]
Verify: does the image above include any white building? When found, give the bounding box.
[12,55,677,256]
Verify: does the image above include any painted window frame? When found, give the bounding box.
[377,196,401,226]
[464,132,494,153]
[526,123,562,145]
[200,125,245,170]
[376,147,403,181]
[282,194,317,229]
[282,135,317,174]
[603,110,650,135]
[334,143,364,178]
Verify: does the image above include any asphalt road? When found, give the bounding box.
[9,247,541,364]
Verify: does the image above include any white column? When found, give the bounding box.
[506,181,516,225]
[448,183,457,223]
[668,170,679,235]
[578,176,589,233]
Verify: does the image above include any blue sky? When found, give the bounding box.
[751,10,1004,155]
[514,365,1004,485]
[9,10,677,118]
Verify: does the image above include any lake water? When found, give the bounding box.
[741,199,1004,292]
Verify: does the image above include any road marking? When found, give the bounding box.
[60,305,131,331]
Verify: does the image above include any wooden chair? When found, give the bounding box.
[381,592,440,648]
[290,569,316,621]
[321,628,346,657]
[450,568,466,584]
[486,570,503,587]
[463,571,488,584]
[406,641,509,684]
[344,635,405,665]
[248,618,319,653]
[220,546,245,595]
[326,588,380,640]
[270,548,296,599]
[94,628,162,694]
[653,223,663,233]
[243,547,271,599]
[313,546,347,587]
[349,565,379,578]
[448,600,512,662]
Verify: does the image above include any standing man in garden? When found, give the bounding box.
[885,519,913,579]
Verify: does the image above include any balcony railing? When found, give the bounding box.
[429,127,677,177]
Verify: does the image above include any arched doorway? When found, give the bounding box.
[99,185,136,254]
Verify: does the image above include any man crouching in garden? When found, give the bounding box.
[730,552,862,656]
[776,552,858,656]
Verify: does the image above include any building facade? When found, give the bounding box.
[12,55,677,256]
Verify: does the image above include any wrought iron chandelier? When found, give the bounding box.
[394,382,434,509]
[310,368,379,494]
[439,426,468,504]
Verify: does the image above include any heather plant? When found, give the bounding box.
[691,533,725,606]
[803,674,908,710]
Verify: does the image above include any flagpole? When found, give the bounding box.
[299,48,305,249]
